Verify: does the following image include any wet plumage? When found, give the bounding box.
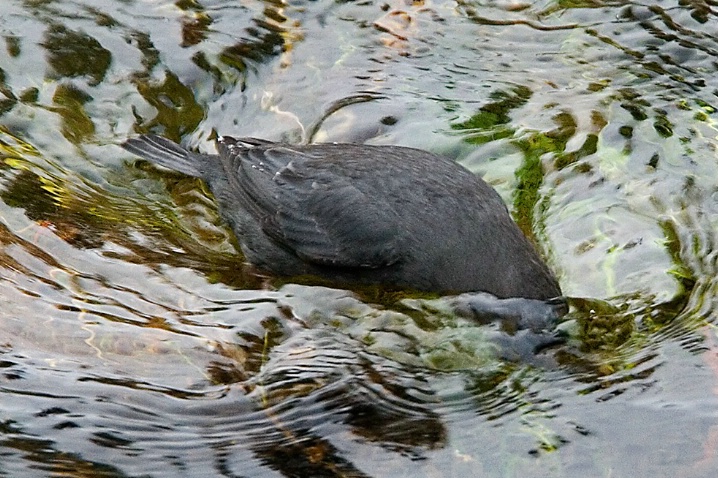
[122,134,562,300]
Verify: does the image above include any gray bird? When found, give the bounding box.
[122,135,562,300]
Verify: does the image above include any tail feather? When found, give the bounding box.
[122,134,205,177]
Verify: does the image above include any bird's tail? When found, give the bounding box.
[122,134,205,177]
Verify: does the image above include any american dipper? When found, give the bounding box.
[122,135,562,300]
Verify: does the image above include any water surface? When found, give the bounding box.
[1,0,718,476]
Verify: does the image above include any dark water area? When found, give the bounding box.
[1,0,718,476]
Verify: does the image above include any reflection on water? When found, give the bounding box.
[2,0,718,476]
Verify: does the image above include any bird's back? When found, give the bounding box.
[122,135,562,299]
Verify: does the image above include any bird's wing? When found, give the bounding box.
[217,138,404,269]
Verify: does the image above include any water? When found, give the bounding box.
[1,0,718,476]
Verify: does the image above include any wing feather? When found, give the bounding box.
[217,137,403,268]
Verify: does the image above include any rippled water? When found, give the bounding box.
[2,0,718,476]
